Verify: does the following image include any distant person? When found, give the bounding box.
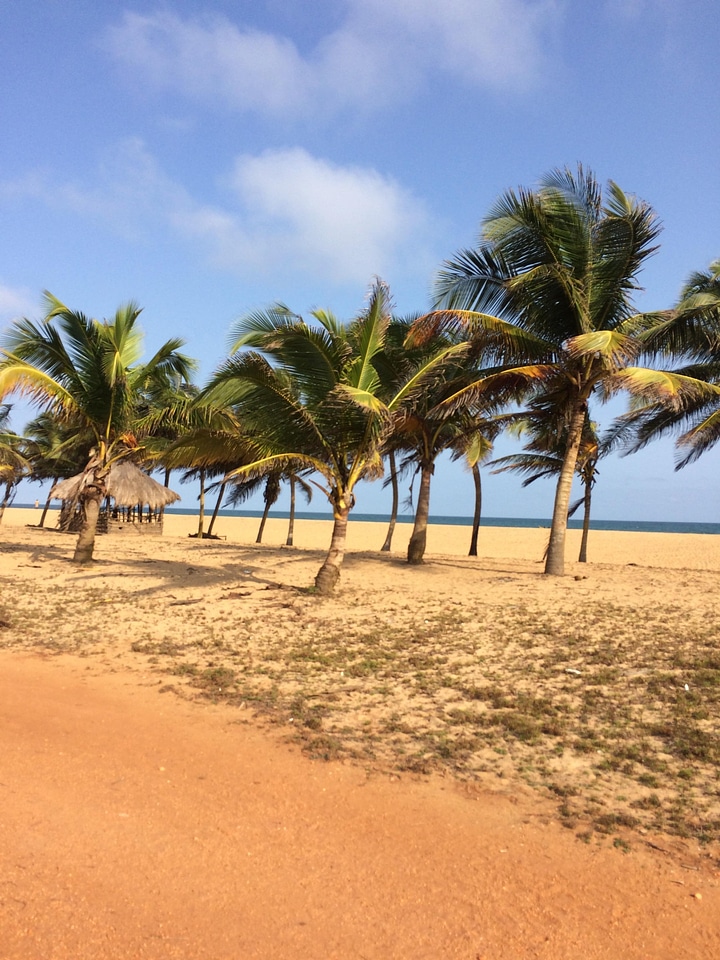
[34,499,39,508]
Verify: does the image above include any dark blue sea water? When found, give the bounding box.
[163,509,720,535]
[18,505,720,535]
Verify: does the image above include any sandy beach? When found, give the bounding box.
[2,506,720,957]
[10,504,720,568]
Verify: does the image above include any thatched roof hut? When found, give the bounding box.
[51,461,180,509]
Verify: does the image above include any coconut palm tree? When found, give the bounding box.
[22,412,91,527]
[215,469,310,545]
[370,315,501,564]
[490,406,601,562]
[607,260,720,468]
[0,405,28,481]
[135,375,200,489]
[450,429,495,557]
[379,448,401,552]
[0,293,195,561]
[398,404,500,564]
[0,405,29,524]
[429,165,684,575]
[200,280,466,593]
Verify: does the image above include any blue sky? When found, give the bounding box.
[1,0,719,522]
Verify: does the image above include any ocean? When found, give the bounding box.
[17,505,720,535]
[164,509,720,535]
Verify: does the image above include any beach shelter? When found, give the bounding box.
[50,460,180,534]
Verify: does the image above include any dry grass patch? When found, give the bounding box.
[2,528,720,856]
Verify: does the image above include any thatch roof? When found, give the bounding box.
[50,461,180,510]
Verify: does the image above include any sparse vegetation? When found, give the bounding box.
[2,528,720,856]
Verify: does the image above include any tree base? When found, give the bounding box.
[407,535,426,565]
[314,563,340,595]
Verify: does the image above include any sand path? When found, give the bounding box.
[1,651,718,959]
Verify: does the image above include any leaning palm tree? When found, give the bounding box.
[429,165,687,575]
[372,315,496,564]
[200,280,465,593]
[607,260,720,469]
[23,411,91,527]
[490,406,601,562]
[0,404,29,481]
[379,448,402,552]
[0,293,195,561]
[449,428,495,557]
[0,405,29,524]
[217,469,311,545]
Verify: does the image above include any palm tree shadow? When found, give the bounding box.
[340,551,545,581]
[56,541,326,599]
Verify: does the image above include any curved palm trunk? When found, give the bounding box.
[256,497,272,544]
[0,481,14,525]
[468,463,482,557]
[257,474,281,544]
[315,502,350,595]
[381,449,399,552]
[73,479,105,563]
[578,477,592,563]
[286,476,296,546]
[65,452,108,563]
[207,481,227,538]
[196,470,206,538]
[545,403,587,576]
[38,481,57,528]
[160,468,172,521]
[407,460,433,565]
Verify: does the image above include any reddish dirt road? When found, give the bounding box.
[1,652,718,959]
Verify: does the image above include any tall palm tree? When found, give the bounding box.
[429,165,682,575]
[379,448,401,552]
[22,411,90,527]
[449,429,494,557]
[0,404,29,481]
[0,293,195,561]
[490,407,601,562]
[372,316,498,564]
[135,375,200,489]
[200,280,464,593]
[221,469,313,545]
[0,405,29,524]
[607,260,720,468]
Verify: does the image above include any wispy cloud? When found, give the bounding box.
[351,0,560,90]
[103,11,313,114]
[0,141,435,288]
[103,1,560,117]
[172,147,435,285]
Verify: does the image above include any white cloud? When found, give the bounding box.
[348,0,559,90]
[180,148,433,284]
[0,141,434,288]
[104,12,313,114]
[103,1,561,116]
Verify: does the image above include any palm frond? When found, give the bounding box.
[344,278,392,393]
[565,330,640,368]
[609,367,720,407]
[227,304,300,353]
[489,451,561,485]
